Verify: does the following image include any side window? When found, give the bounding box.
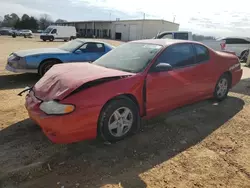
[225,38,250,44]
[194,44,209,63]
[79,43,105,53]
[51,29,57,34]
[156,43,195,68]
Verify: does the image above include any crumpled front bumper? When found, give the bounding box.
[25,90,98,144]
[5,64,37,73]
[6,56,37,73]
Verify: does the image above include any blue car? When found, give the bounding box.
[6,39,114,76]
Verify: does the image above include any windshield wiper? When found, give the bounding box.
[18,86,32,96]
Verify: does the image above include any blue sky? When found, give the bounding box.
[0,0,250,37]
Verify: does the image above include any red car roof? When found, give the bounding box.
[130,39,203,47]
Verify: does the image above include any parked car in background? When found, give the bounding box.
[154,31,193,40]
[0,29,11,36]
[6,39,114,76]
[40,25,77,42]
[22,39,242,144]
[155,31,224,52]
[11,30,21,36]
[20,30,33,38]
[154,31,250,61]
[219,37,250,62]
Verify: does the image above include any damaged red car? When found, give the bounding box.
[24,39,242,144]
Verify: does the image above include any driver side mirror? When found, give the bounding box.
[74,49,82,54]
[153,63,173,72]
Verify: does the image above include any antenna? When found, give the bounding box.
[173,15,176,23]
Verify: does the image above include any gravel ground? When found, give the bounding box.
[0,36,250,188]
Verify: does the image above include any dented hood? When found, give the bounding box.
[33,63,134,101]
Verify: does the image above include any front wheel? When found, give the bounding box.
[98,98,139,142]
[49,36,54,41]
[214,74,231,101]
[39,60,57,77]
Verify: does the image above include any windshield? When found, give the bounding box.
[93,43,162,73]
[59,40,84,52]
[43,27,53,34]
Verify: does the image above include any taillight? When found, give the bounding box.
[220,42,226,50]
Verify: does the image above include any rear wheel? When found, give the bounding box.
[43,39,46,42]
[240,50,249,62]
[214,73,231,101]
[39,60,58,77]
[98,98,139,142]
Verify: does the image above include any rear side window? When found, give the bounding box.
[224,38,250,44]
[156,43,195,68]
[80,43,105,53]
[173,32,189,40]
[193,44,209,63]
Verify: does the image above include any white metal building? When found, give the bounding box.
[111,19,179,41]
[57,19,179,41]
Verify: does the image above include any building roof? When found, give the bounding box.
[63,19,179,25]
[63,20,112,24]
[114,19,179,25]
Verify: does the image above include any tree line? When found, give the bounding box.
[0,13,67,31]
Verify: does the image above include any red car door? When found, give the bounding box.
[146,43,198,117]
[191,44,217,96]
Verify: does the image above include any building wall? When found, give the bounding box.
[142,20,179,39]
[111,20,179,41]
[73,22,112,37]
[58,19,179,40]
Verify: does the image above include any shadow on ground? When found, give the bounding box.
[0,73,39,90]
[231,78,250,96]
[0,95,245,188]
[36,40,65,43]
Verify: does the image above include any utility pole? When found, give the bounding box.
[141,12,145,39]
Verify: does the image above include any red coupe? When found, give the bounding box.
[24,39,242,144]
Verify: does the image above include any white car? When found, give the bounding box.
[20,30,33,37]
[220,37,250,62]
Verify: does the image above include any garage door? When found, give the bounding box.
[115,24,124,33]
[129,25,137,41]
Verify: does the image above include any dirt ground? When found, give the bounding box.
[0,36,250,188]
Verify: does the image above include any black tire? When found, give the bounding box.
[49,36,54,42]
[214,73,231,101]
[39,60,57,77]
[24,35,27,38]
[43,39,46,42]
[98,98,139,142]
[240,50,249,62]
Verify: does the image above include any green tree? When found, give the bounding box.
[55,19,67,23]
[2,13,19,27]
